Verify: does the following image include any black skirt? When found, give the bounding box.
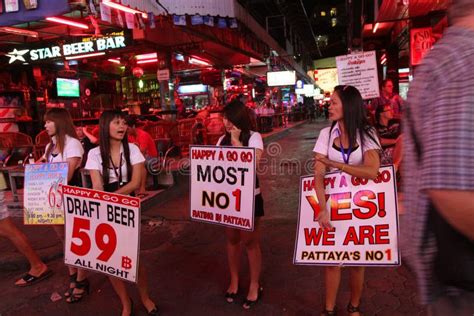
[254,193,264,217]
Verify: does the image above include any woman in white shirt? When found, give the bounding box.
[85,110,158,316]
[313,85,380,316]
[217,100,265,310]
[35,108,87,302]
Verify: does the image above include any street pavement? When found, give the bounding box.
[0,120,426,315]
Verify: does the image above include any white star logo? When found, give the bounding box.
[6,48,29,64]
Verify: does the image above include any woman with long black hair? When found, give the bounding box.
[313,85,381,316]
[85,110,158,315]
[216,100,265,310]
[35,108,87,302]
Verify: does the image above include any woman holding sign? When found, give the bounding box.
[313,85,381,316]
[35,108,88,301]
[216,100,265,310]
[85,110,158,316]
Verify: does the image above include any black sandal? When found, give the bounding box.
[347,303,361,315]
[66,278,89,304]
[242,285,263,310]
[64,273,77,298]
[15,269,53,287]
[321,308,337,316]
[225,291,238,303]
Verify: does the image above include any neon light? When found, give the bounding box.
[46,17,89,29]
[137,58,158,64]
[102,1,147,19]
[0,26,38,38]
[65,52,105,60]
[136,53,157,60]
[189,57,211,66]
[108,58,121,64]
[373,23,380,33]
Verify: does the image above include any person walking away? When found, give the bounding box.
[402,1,474,314]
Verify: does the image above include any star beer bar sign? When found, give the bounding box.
[5,31,127,64]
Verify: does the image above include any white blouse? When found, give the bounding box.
[313,123,380,169]
[85,143,145,184]
[44,135,84,164]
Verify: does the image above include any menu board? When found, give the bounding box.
[336,51,379,100]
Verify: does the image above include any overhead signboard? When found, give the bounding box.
[4,32,127,64]
[410,27,433,66]
[267,71,296,87]
[336,51,379,100]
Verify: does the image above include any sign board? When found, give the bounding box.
[4,32,127,64]
[411,27,433,66]
[157,69,170,81]
[336,51,379,99]
[178,84,208,94]
[24,163,68,225]
[190,145,256,231]
[267,71,296,87]
[314,68,339,93]
[294,166,400,266]
[63,186,141,283]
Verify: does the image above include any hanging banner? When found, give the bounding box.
[190,145,256,231]
[294,166,400,266]
[63,185,141,283]
[0,0,70,26]
[336,51,379,100]
[410,27,433,66]
[23,162,68,225]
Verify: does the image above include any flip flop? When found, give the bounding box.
[15,269,53,287]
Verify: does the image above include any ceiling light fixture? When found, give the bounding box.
[108,58,121,64]
[102,1,147,19]
[0,26,39,38]
[46,17,89,29]
[65,52,105,60]
[136,53,157,60]
[137,58,158,64]
[189,57,211,66]
[373,22,380,33]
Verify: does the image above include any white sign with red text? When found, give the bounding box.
[24,163,68,225]
[190,145,256,231]
[336,51,380,99]
[63,186,140,283]
[294,166,400,266]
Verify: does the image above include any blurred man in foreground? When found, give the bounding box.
[402,1,474,315]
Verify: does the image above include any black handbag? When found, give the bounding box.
[406,106,474,291]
